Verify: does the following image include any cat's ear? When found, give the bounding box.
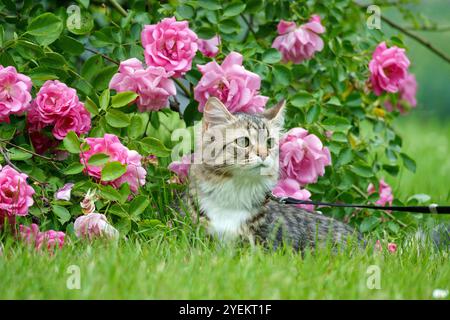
[203,97,235,129]
[264,100,285,127]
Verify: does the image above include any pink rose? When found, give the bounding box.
[279,128,331,186]
[368,179,394,207]
[141,17,198,77]
[168,154,192,182]
[388,242,397,253]
[27,80,91,144]
[385,73,418,113]
[0,165,35,218]
[80,134,147,193]
[28,130,59,155]
[194,52,268,113]
[198,35,220,58]
[52,103,91,140]
[374,240,383,252]
[31,80,80,124]
[55,183,74,201]
[272,15,325,64]
[369,42,410,96]
[74,213,119,240]
[0,65,32,122]
[109,58,176,112]
[272,178,314,212]
[19,223,65,251]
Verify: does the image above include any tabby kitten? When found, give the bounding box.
[180,97,361,251]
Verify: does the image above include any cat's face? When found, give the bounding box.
[197,97,285,179]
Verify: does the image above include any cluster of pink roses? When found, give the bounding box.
[80,134,147,193]
[27,80,91,154]
[368,42,417,112]
[274,128,332,211]
[110,17,221,112]
[0,165,64,252]
[0,65,33,123]
[19,223,65,251]
[272,15,326,64]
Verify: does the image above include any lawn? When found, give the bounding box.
[0,117,449,299]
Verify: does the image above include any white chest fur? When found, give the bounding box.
[197,176,274,240]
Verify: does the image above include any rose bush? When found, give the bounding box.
[0,0,426,243]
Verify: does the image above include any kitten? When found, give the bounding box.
[178,97,361,251]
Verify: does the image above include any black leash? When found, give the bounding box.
[270,194,450,214]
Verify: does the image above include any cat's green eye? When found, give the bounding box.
[236,137,250,148]
[267,137,275,149]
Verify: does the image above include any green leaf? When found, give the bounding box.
[326,96,342,106]
[360,216,380,233]
[66,8,94,35]
[129,196,150,217]
[101,161,127,182]
[53,205,71,224]
[99,89,110,111]
[350,164,373,178]
[273,65,291,86]
[93,66,118,91]
[223,2,246,17]
[128,113,149,140]
[98,185,122,202]
[177,4,195,19]
[322,117,352,131]
[85,97,99,116]
[335,148,353,167]
[262,48,281,64]
[105,110,131,128]
[27,13,63,45]
[198,0,221,10]
[87,153,110,166]
[401,153,416,173]
[111,91,138,108]
[196,27,216,39]
[139,137,171,157]
[291,91,314,107]
[81,55,104,82]
[306,105,321,124]
[63,163,84,175]
[7,148,33,161]
[55,36,84,55]
[63,131,81,154]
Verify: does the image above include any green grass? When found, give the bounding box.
[0,118,449,299]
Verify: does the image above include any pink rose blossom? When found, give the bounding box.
[19,223,65,251]
[30,80,80,124]
[367,179,394,207]
[388,242,397,253]
[0,65,32,122]
[0,165,35,218]
[55,183,74,201]
[272,178,314,212]
[52,103,91,140]
[279,128,331,186]
[27,80,91,147]
[168,154,192,182]
[194,52,268,113]
[141,17,198,77]
[385,73,418,113]
[198,35,220,58]
[80,134,147,193]
[109,58,176,112]
[74,213,119,240]
[374,240,383,252]
[369,42,410,95]
[272,15,325,64]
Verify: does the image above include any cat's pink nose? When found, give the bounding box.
[257,147,268,160]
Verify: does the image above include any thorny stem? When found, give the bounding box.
[85,47,120,65]
[107,0,128,17]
